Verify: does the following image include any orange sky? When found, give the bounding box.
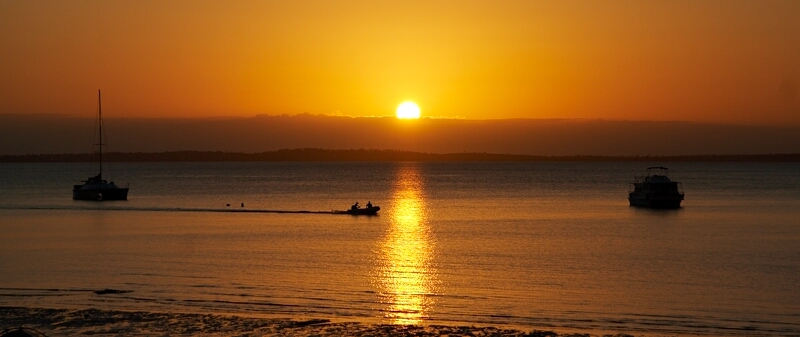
[2,0,799,124]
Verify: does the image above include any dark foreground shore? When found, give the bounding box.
[1,307,638,337]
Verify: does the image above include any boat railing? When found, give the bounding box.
[645,166,670,177]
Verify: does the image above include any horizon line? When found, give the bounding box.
[2,149,799,163]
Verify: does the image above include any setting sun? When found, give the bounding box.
[396,102,421,119]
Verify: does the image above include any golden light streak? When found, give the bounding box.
[374,164,438,325]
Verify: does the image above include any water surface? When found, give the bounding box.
[1,162,798,336]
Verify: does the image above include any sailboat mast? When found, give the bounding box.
[97,90,102,180]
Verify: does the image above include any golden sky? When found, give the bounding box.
[2,0,799,124]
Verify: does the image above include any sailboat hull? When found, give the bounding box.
[73,185,129,201]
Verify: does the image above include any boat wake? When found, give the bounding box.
[0,204,349,215]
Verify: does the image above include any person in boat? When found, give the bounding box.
[351,202,359,210]
[366,201,372,208]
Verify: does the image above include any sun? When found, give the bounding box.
[396,102,421,119]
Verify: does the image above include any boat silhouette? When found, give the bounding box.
[72,90,129,201]
[628,166,684,208]
[345,202,380,215]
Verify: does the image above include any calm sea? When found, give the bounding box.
[1,162,798,336]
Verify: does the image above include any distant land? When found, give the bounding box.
[1,149,798,163]
[3,114,800,156]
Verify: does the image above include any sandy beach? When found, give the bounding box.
[0,306,642,337]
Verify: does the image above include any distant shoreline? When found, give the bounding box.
[2,149,799,162]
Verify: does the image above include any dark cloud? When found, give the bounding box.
[2,114,799,156]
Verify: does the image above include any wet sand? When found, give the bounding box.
[1,307,636,337]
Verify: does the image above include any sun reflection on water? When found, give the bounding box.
[375,164,438,325]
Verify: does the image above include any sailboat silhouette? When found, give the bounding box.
[72,90,129,201]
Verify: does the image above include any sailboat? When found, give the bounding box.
[72,90,129,201]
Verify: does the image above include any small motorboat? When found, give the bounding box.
[346,202,380,215]
[628,166,684,208]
